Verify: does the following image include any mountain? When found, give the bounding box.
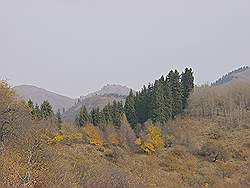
[80,84,132,99]
[13,85,77,112]
[212,66,250,86]
[63,84,133,122]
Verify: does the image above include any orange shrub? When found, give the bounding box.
[82,124,103,146]
[107,127,119,146]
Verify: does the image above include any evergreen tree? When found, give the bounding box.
[151,79,167,123]
[103,103,113,124]
[56,109,63,129]
[145,83,153,120]
[90,107,104,126]
[135,86,150,124]
[168,70,182,118]
[181,68,194,109]
[124,89,137,127]
[111,100,122,128]
[34,104,42,120]
[75,106,90,127]
[40,100,53,120]
[161,75,172,121]
[27,99,35,118]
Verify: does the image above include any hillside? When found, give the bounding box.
[80,84,132,99]
[1,69,250,187]
[13,85,77,112]
[212,66,250,86]
[2,80,250,187]
[63,84,132,122]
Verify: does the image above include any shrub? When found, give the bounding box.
[135,124,165,154]
[107,127,119,146]
[82,124,103,146]
[54,134,64,142]
[118,115,137,150]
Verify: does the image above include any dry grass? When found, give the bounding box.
[1,81,250,187]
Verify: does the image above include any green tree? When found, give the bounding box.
[161,75,172,122]
[75,106,90,127]
[124,89,137,128]
[56,109,63,129]
[34,104,42,120]
[111,100,122,128]
[90,107,104,126]
[135,86,150,124]
[151,79,167,123]
[103,103,113,124]
[181,68,194,109]
[168,70,182,118]
[27,99,35,118]
[40,100,53,120]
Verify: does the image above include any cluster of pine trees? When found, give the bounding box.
[28,99,63,128]
[125,68,194,127]
[211,66,249,86]
[28,100,54,120]
[75,101,124,128]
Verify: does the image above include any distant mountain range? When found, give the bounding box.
[13,84,132,121]
[212,66,250,86]
[13,66,250,122]
[63,84,132,122]
[13,85,77,112]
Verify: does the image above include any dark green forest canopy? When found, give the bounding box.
[75,68,194,128]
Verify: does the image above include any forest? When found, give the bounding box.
[0,68,250,188]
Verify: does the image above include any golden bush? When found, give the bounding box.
[54,134,64,142]
[105,125,119,145]
[136,125,164,154]
[134,138,141,146]
[82,124,103,146]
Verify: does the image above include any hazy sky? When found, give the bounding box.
[0,0,249,98]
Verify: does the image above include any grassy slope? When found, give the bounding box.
[41,115,250,188]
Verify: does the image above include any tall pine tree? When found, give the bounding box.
[56,109,63,129]
[124,89,137,128]
[181,68,194,109]
[161,76,172,121]
[40,100,53,120]
[27,99,35,118]
[168,70,182,118]
[151,79,167,124]
[75,106,90,127]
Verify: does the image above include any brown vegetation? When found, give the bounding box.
[0,81,250,187]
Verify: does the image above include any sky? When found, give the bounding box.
[0,0,250,98]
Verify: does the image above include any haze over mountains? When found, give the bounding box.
[13,84,132,117]
[13,85,77,112]
[63,84,132,122]
[212,66,250,86]
[13,66,250,120]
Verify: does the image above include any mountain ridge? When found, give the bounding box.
[63,84,133,122]
[13,85,77,112]
[211,66,250,86]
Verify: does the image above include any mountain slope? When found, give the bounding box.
[13,85,77,112]
[212,66,250,86]
[63,84,132,122]
[80,84,132,99]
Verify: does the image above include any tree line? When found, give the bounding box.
[125,68,194,127]
[75,101,124,128]
[27,100,62,127]
[76,68,194,129]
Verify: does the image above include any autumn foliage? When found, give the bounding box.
[135,123,165,154]
[81,124,104,146]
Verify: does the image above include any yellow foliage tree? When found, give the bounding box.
[82,124,103,146]
[135,125,165,154]
[107,127,119,145]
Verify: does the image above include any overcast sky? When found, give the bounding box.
[0,0,249,98]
